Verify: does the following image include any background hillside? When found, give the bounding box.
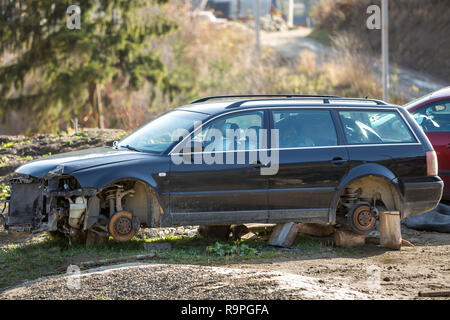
[312,0,450,82]
[0,0,448,135]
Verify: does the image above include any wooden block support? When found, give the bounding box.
[379,211,402,250]
[268,222,298,247]
[334,230,365,247]
[298,223,334,237]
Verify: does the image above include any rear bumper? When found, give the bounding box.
[438,171,449,200]
[400,176,443,218]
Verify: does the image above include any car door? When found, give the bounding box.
[411,100,450,198]
[167,110,270,225]
[267,108,349,223]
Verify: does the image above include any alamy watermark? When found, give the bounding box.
[170,122,280,175]
[366,265,381,290]
[66,264,81,290]
[366,5,381,30]
[67,5,81,30]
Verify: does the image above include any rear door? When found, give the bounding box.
[410,100,450,197]
[267,108,349,223]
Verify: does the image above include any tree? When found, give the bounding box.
[0,0,177,132]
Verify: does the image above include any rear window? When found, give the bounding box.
[339,110,416,145]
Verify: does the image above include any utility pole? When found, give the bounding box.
[254,0,261,56]
[381,0,389,101]
[287,0,294,29]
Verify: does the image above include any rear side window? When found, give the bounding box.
[272,110,338,148]
[339,110,416,144]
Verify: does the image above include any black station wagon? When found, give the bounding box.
[4,95,444,244]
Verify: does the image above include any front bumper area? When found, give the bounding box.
[6,174,96,233]
[400,176,444,218]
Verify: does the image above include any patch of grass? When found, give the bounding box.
[19,156,33,162]
[76,131,89,138]
[0,231,354,290]
[0,156,9,166]
[292,233,333,253]
[0,141,18,149]
[206,241,259,257]
[41,152,52,158]
[0,232,330,289]
[307,28,332,45]
[0,184,10,198]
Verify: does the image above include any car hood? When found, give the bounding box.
[15,147,150,178]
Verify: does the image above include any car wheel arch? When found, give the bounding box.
[87,177,165,229]
[330,164,404,222]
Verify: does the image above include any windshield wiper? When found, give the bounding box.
[120,144,141,152]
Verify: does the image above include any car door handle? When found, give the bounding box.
[447,143,450,150]
[331,157,348,166]
[251,161,268,168]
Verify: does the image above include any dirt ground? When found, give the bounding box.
[233,225,450,300]
[0,129,127,184]
[1,224,449,300]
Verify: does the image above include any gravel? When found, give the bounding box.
[1,263,371,300]
[137,226,199,239]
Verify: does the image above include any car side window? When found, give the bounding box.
[412,100,450,133]
[339,110,416,144]
[272,110,338,148]
[193,111,264,151]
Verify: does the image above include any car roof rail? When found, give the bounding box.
[190,95,389,107]
[190,94,341,104]
[224,97,389,109]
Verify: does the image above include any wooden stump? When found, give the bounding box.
[268,222,298,247]
[379,211,402,250]
[334,230,365,247]
[298,223,334,237]
[230,224,250,240]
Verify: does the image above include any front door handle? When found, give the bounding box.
[331,157,348,166]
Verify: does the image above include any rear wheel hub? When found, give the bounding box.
[348,203,377,234]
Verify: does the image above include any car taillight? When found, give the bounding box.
[426,151,438,176]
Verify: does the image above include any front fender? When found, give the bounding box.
[72,159,171,228]
[70,159,169,192]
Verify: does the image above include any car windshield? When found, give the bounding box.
[118,110,209,153]
[403,92,433,109]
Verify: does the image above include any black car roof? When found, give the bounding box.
[177,96,400,115]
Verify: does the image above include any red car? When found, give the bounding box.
[405,86,450,201]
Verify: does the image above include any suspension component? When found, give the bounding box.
[341,188,361,209]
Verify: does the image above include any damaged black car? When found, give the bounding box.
[3,95,444,244]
